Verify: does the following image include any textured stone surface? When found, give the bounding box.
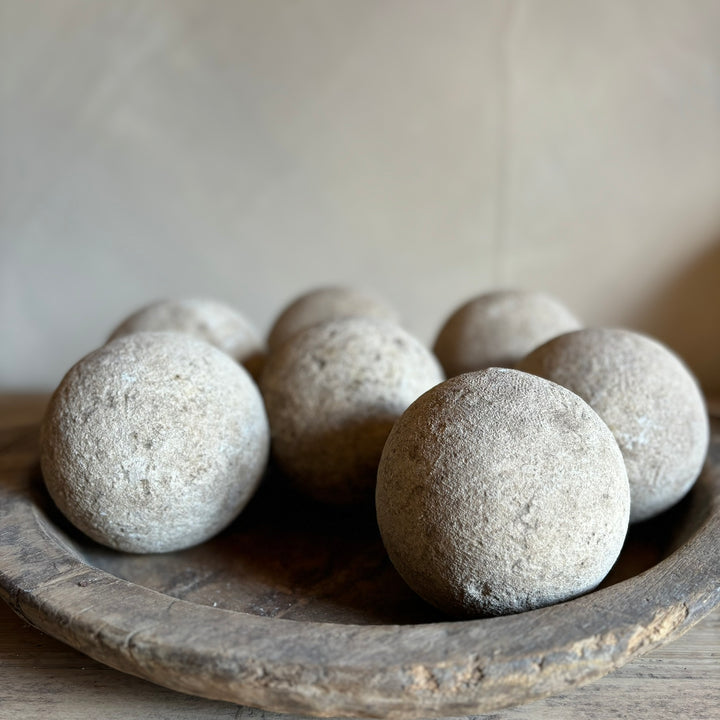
[376,368,630,618]
[40,332,270,553]
[108,298,264,377]
[517,328,710,523]
[267,286,399,352]
[433,290,581,377]
[260,317,443,504]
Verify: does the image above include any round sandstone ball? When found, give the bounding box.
[517,328,709,523]
[267,285,399,352]
[108,298,264,377]
[376,368,630,618]
[260,317,444,505]
[433,290,581,377]
[40,332,270,553]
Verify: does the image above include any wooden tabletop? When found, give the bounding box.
[1,394,718,720]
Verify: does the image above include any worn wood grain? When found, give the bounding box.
[0,395,718,719]
[1,598,717,720]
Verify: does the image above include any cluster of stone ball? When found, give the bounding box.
[40,288,709,618]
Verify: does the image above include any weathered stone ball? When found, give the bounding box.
[517,328,709,523]
[376,368,630,618]
[267,285,399,352]
[260,317,444,505]
[108,298,264,377]
[433,290,581,377]
[40,332,270,553]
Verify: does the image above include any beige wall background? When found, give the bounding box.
[2,0,719,392]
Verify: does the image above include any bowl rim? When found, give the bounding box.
[1,428,719,719]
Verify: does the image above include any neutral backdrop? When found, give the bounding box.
[2,0,719,391]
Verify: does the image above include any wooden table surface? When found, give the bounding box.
[1,394,718,720]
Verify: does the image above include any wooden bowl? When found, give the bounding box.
[0,419,718,719]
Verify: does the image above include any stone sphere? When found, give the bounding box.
[260,317,444,505]
[267,285,399,352]
[376,368,630,618]
[40,332,270,553]
[517,328,709,523]
[108,298,264,377]
[433,290,581,377]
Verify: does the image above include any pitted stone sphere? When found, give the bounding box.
[267,286,399,352]
[376,368,630,618]
[517,328,709,523]
[108,298,264,377]
[260,317,444,505]
[433,290,581,377]
[40,332,270,553]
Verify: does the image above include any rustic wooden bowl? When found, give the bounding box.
[1,418,718,719]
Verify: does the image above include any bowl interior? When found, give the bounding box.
[30,446,715,626]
